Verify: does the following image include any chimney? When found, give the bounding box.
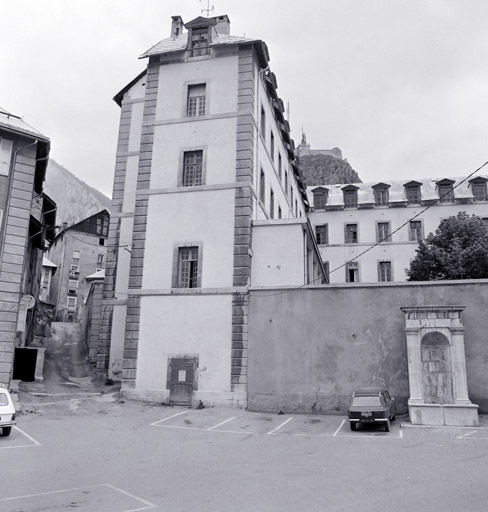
[214,15,230,35]
[171,16,184,39]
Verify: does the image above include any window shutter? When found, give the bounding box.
[0,138,13,176]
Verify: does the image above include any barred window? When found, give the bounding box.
[178,247,199,288]
[316,225,328,245]
[187,84,206,117]
[378,261,392,282]
[183,151,203,187]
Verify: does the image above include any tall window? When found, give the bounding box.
[343,189,358,208]
[270,189,275,219]
[345,224,358,243]
[316,225,328,245]
[472,182,487,201]
[278,206,282,219]
[278,153,282,181]
[378,261,392,282]
[409,221,422,242]
[270,132,275,162]
[189,28,209,57]
[374,186,389,206]
[439,184,454,203]
[290,188,294,209]
[346,262,359,283]
[187,84,206,117]
[72,250,80,260]
[377,222,391,242]
[285,170,288,194]
[97,254,104,264]
[259,169,265,204]
[405,184,421,204]
[0,138,13,176]
[260,107,266,141]
[183,151,203,186]
[178,247,199,288]
[102,216,109,236]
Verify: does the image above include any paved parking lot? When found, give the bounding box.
[1,396,488,511]
[151,408,405,438]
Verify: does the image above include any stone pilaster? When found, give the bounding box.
[121,56,160,389]
[231,47,256,393]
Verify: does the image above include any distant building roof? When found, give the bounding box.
[86,269,105,280]
[307,176,488,208]
[0,107,49,142]
[42,256,57,268]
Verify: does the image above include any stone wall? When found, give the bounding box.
[248,280,488,415]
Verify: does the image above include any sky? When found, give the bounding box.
[1,0,487,198]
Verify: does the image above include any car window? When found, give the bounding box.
[0,393,9,406]
[352,396,381,407]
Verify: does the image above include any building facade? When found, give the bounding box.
[100,14,325,405]
[308,176,488,284]
[0,107,54,385]
[47,210,109,321]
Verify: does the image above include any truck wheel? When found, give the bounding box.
[350,422,357,431]
[2,427,11,437]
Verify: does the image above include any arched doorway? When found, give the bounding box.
[421,331,453,404]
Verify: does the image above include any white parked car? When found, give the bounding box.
[0,385,16,437]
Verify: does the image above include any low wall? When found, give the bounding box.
[248,280,488,415]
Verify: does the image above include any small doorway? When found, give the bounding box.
[421,332,454,404]
[167,357,198,406]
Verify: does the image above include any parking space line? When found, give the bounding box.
[457,430,477,439]
[157,425,201,431]
[0,483,156,511]
[207,417,236,431]
[267,417,293,434]
[14,426,41,446]
[211,429,254,435]
[150,411,187,426]
[399,428,403,438]
[104,483,157,510]
[332,419,345,437]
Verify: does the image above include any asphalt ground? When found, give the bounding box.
[2,393,488,512]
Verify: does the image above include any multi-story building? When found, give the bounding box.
[100,14,325,405]
[308,176,488,284]
[0,107,55,385]
[47,210,109,321]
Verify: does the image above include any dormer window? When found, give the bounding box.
[437,179,455,203]
[404,181,422,205]
[312,187,328,210]
[373,183,390,206]
[470,177,488,201]
[342,185,359,208]
[189,28,210,57]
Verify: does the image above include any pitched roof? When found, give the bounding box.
[0,107,49,142]
[86,269,105,280]
[307,176,488,208]
[139,33,262,59]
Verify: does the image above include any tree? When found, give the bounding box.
[407,212,488,281]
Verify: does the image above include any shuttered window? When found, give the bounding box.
[187,84,206,117]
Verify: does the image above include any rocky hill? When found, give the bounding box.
[44,159,111,226]
[299,154,362,186]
